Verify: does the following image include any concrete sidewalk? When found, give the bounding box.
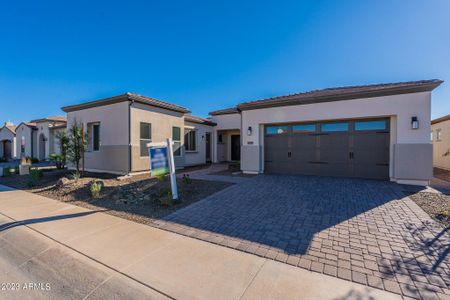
[0,185,400,300]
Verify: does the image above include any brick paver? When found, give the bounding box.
[156,175,450,299]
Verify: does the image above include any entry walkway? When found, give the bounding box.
[0,185,398,300]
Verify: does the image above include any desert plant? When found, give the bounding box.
[155,174,166,182]
[55,130,69,167]
[66,121,87,175]
[2,167,11,177]
[49,153,65,169]
[182,174,191,184]
[71,171,81,181]
[159,189,173,206]
[27,168,43,187]
[90,181,102,199]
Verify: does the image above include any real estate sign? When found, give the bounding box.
[147,139,178,200]
[149,146,169,176]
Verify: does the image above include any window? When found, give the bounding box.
[173,126,181,156]
[436,129,442,141]
[292,124,316,132]
[321,122,349,132]
[140,122,151,157]
[355,120,387,131]
[218,133,223,143]
[185,129,197,152]
[266,125,288,135]
[93,124,100,151]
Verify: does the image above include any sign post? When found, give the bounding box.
[147,139,178,201]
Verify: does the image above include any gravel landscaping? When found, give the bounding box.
[0,170,232,225]
[408,192,450,226]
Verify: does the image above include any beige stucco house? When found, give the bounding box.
[0,122,17,160]
[62,93,215,175]
[15,117,67,161]
[432,114,450,171]
[210,79,443,186]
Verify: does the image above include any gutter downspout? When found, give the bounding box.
[128,99,134,175]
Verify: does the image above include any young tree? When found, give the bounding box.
[55,130,69,168]
[66,121,87,175]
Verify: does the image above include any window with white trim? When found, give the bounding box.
[173,126,181,156]
[436,129,442,141]
[184,129,197,152]
[140,122,151,157]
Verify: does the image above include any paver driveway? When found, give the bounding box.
[157,175,450,299]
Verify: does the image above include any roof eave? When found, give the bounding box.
[238,81,443,111]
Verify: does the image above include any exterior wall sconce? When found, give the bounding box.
[411,116,419,130]
[247,126,252,136]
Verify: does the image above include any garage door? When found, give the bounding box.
[264,119,390,179]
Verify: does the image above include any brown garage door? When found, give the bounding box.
[264,119,390,179]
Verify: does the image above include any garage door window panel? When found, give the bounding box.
[321,122,349,132]
[266,126,289,135]
[355,120,387,131]
[292,124,316,132]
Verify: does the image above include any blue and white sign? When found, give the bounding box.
[149,146,169,176]
[147,139,178,200]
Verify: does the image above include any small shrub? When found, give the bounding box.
[71,171,81,181]
[155,174,166,182]
[182,174,191,184]
[3,167,11,177]
[90,181,102,199]
[27,168,43,187]
[49,153,65,169]
[159,190,173,206]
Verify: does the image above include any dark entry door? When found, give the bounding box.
[264,119,390,179]
[205,132,211,162]
[2,141,11,160]
[231,135,241,161]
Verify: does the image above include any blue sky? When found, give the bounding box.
[0,0,449,124]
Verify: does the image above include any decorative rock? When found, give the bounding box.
[56,177,71,186]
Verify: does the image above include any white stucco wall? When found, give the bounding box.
[67,101,130,174]
[184,121,213,166]
[130,102,185,172]
[0,127,16,159]
[15,124,34,158]
[210,113,241,130]
[240,91,432,184]
[432,119,450,171]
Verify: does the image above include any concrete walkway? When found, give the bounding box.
[0,185,399,300]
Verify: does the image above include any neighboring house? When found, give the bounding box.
[15,122,37,158]
[209,79,442,186]
[0,122,17,160]
[61,93,216,175]
[432,114,450,171]
[15,117,67,161]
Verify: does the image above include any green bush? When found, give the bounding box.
[71,171,81,181]
[159,190,173,206]
[155,174,166,182]
[27,169,43,187]
[182,174,191,184]
[49,153,65,169]
[90,181,102,199]
[3,167,11,177]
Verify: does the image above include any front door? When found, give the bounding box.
[231,135,241,161]
[205,132,211,162]
[3,141,11,160]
